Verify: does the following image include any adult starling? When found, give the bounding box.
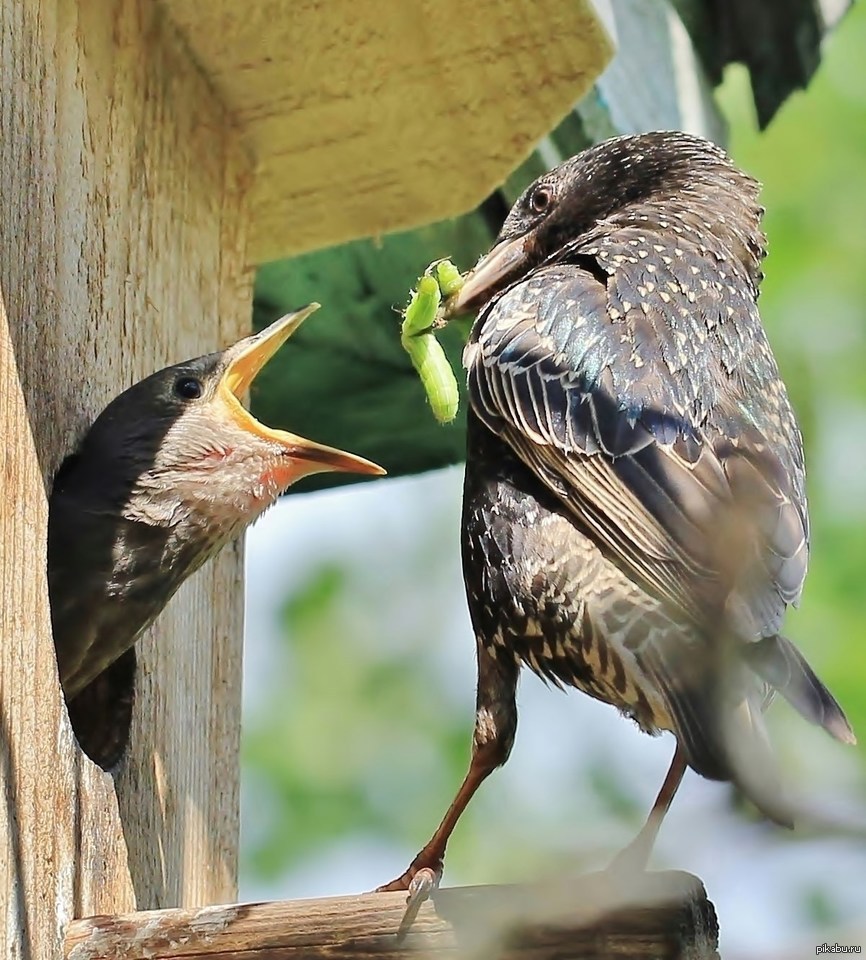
[379,131,854,916]
[50,305,384,706]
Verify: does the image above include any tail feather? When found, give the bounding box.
[723,695,794,828]
[743,635,856,745]
[637,645,794,826]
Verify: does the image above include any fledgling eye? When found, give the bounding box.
[174,377,203,400]
[529,185,554,214]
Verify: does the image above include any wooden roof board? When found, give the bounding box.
[161,0,613,262]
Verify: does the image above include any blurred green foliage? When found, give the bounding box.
[241,2,866,914]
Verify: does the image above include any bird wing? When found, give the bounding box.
[464,258,808,641]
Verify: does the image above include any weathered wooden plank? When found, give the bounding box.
[0,1,253,955]
[160,0,614,262]
[64,873,718,959]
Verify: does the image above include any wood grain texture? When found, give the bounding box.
[0,1,253,957]
[63,873,718,959]
[160,0,614,262]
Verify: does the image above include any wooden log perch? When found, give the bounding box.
[64,871,718,960]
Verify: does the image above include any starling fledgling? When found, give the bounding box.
[379,131,854,914]
[50,305,384,710]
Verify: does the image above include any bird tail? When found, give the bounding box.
[719,693,794,828]
[642,631,856,828]
[742,634,856,745]
[639,643,795,826]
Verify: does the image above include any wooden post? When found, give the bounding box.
[0,1,252,956]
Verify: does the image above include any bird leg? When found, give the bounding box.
[608,743,688,874]
[376,642,518,938]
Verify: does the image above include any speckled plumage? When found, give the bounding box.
[380,132,854,907]
[458,132,854,794]
[463,417,678,733]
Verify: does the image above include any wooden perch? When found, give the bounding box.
[64,871,718,959]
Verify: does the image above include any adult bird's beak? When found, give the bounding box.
[445,235,532,317]
[218,304,385,478]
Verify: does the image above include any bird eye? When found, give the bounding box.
[529,185,553,214]
[175,377,203,400]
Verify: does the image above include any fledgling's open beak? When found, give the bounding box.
[218,304,385,478]
[444,235,532,317]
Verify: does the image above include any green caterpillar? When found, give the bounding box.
[400,261,464,424]
[434,259,463,298]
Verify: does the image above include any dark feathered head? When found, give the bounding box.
[450,131,765,314]
[57,304,384,532]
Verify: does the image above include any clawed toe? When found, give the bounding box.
[396,866,440,941]
[374,859,443,940]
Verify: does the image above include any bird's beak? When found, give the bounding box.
[218,304,385,479]
[445,235,532,317]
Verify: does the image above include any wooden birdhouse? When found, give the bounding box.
[0,0,843,957]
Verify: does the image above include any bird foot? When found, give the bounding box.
[375,859,443,941]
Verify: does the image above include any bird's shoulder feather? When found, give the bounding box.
[464,244,807,639]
